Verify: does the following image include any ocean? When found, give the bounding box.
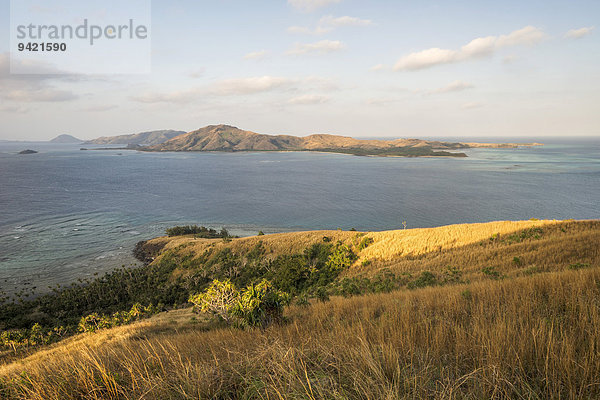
[0,138,598,293]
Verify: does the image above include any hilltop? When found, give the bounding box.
[0,219,598,398]
[84,129,186,146]
[49,134,82,143]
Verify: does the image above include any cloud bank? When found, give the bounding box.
[429,81,474,94]
[288,94,330,105]
[243,50,269,60]
[0,54,79,103]
[288,15,372,35]
[394,26,545,71]
[286,40,345,55]
[565,27,594,39]
[288,0,341,12]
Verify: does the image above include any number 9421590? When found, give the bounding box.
[18,42,67,52]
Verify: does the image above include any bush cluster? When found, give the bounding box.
[0,235,367,347]
[189,279,290,328]
[0,323,68,352]
[487,227,544,245]
[78,303,159,333]
[0,303,158,352]
[166,225,231,238]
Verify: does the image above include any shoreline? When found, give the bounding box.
[79,142,544,158]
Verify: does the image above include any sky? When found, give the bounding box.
[0,0,599,141]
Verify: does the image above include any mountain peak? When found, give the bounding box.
[50,134,83,143]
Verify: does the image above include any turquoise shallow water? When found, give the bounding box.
[0,138,598,293]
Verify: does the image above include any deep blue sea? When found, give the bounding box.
[0,138,598,293]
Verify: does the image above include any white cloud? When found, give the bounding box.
[394,26,545,71]
[461,102,484,109]
[243,50,269,60]
[366,97,401,106]
[211,76,293,95]
[370,64,389,71]
[2,88,77,102]
[131,89,202,104]
[0,104,29,113]
[496,26,545,47]
[288,15,371,35]
[288,94,330,105]
[302,76,340,91]
[81,105,118,112]
[286,40,345,55]
[330,15,371,27]
[429,81,474,95]
[460,36,497,58]
[131,75,339,104]
[395,48,457,71]
[565,26,594,39]
[288,0,341,12]
[188,69,205,79]
[0,54,80,102]
[320,15,372,29]
[287,26,314,35]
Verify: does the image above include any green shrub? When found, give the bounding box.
[482,266,503,280]
[189,279,289,328]
[78,303,158,333]
[232,280,290,328]
[408,271,437,289]
[370,270,399,293]
[78,313,110,333]
[506,227,543,244]
[188,280,239,323]
[339,278,362,298]
[327,242,358,272]
[523,266,542,276]
[166,225,233,238]
[442,266,463,284]
[315,287,330,302]
[295,294,310,307]
[357,236,374,251]
[568,263,590,270]
[513,256,522,265]
[265,255,309,295]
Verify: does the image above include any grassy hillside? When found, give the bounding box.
[144,219,597,285]
[0,220,598,399]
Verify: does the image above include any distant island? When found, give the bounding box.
[83,130,185,146]
[140,125,542,157]
[50,134,83,143]
[18,149,38,154]
[79,125,543,158]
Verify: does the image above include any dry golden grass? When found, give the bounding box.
[351,220,599,279]
[149,229,359,264]
[362,220,559,260]
[1,220,598,399]
[1,268,599,399]
[149,220,559,266]
[152,220,598,285]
